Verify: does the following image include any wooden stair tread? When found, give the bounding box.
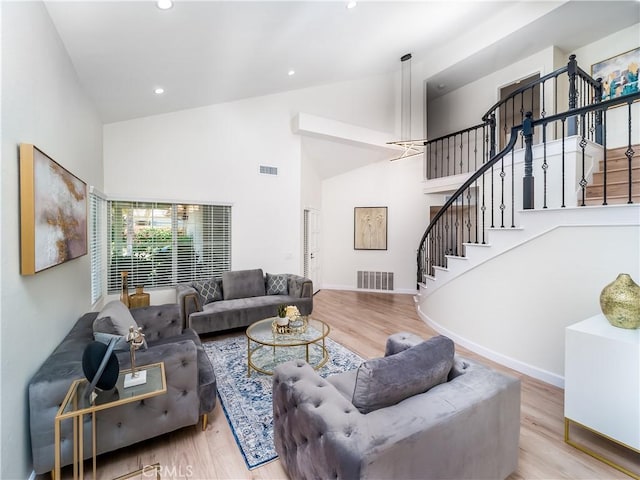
[586,184,639,198]
[605,144,639,156]
[584,195,639,205]
[595,165,640,174]
[592,169,640,185]
[587,179,640,188]
[598,157,640,170]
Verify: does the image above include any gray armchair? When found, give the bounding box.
[28,304,216,476]
[272,332,521,480]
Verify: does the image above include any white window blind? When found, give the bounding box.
[107,201,231,293]
[90,191,106,304]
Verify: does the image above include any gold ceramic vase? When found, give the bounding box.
[129,286,150,309]
[599,273,640,329]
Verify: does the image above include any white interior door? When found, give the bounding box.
[304,209,321,293]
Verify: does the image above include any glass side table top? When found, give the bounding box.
[246,316,330,346]
[57,362,166,419]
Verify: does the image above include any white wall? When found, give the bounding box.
[421,224,640,383]
[321,155,428,293]
[104,73,398,299]
[572,23,640,148]
[427,23,640,145]
[0,2,103,478]
[427,46,556,139]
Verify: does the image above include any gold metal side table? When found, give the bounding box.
[54,362,166,480]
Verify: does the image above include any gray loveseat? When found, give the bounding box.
[28,304,216,476]
[273,332,521,480]
[176,268,313,335]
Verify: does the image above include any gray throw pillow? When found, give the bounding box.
[222,269,266,300]
[352,335,454,414]
[93,300,147,349]
[192,278,223,305]
[266,273,288,295]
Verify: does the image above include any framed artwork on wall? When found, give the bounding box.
[591,47,639,101]
[19,143,87,275]
[354,206,387,250]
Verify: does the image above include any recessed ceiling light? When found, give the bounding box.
[347,1,357,9]
[156,0,173,10]
[154,87,165,95]
[288,70,295,76]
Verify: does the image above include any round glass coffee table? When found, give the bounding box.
[246,317,330,376]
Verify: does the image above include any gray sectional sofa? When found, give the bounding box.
[28,303,216,476]
[273,332,521,479]
[176,268,313,335]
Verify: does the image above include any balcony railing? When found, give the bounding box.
[417,90,639,284]
[424,55,603,181]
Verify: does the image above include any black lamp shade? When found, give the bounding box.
[82,341,119,391]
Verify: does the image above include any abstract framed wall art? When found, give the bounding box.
[19,144,87,275]
[354,206,387,250]
[591,47,639,101]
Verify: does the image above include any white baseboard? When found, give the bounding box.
[321,284,417,295]
[417,305,565,388]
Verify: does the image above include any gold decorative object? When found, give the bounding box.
[129,285,150,308]
[272,315,308,335]
[599,273,640,329]
[120,271,130,308]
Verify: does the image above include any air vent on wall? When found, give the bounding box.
[357,271,394,291]
[259,165,278,176]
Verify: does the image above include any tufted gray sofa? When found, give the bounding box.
[176,268,313,335]
[273,332,521,480]
[28,304,216,476]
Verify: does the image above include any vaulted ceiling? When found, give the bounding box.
[44,1,639,125]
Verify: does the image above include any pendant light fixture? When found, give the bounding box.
[389,53,426,161]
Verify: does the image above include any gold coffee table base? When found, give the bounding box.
[247,342,329,376]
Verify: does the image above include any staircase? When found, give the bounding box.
[414,84,640,386]
[586,145,640,205]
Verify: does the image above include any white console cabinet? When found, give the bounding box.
[565,314,640,477]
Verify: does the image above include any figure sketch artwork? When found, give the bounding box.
[354,207,387,250]
[20,144,87,275]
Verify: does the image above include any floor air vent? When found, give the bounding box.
[357,271,394,291]
[259,165,278,175]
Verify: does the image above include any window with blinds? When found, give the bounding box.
[90,191,106,305]
[107,201,231,293]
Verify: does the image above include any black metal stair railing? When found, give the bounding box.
[425,122,487,179]
[424,55,604,182]
[417,91,639,285]
[481,54,603,153]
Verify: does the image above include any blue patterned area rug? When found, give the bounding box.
[203,333,363,469]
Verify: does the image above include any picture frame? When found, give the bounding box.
[354,206,387,250]
[19,144,88,275]
[591,47,639,101]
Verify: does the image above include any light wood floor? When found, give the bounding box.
[53,290,639,479]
